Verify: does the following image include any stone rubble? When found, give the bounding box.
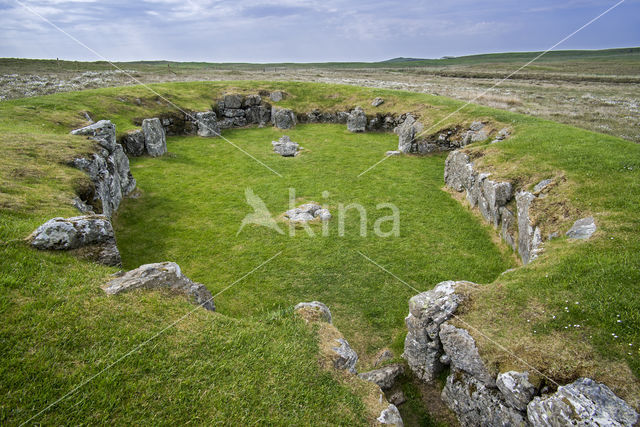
[272,135,299,157]
[285,203,331,222]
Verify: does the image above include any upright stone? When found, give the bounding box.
[271,107,296,129]
[120,129,146,156]
[142,118,167,157]
[347,107,367,132]
[194,111,220,137]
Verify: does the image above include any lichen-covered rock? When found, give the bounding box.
[120,129,146,156]
[294,301,332,323]
[223,94,244,109]
[444,151,476,192]
[272,135,299,157]
[103,262,215,311]
[271,107,296,129]
[243,94,261,107]
[245,104,271,125]
[347,107,367,132]
[269,91,283,102]
[358,364,404,390]
[500,206,518,251]
[442,369,527,426]
[396,114,421,153]
[71,120,136,217]
[372,97,385,107]
[566,216,596,240]
[496,371,537,412]
[285,203,331,222]
[439,323,495,386]
[142,118,167,157]
[516,191,542,264]
[194,111,220,137]
[377,404,404,426]
[403,280,477,382]
[332,338,358,374]
[462,121,490,145]
[474,176,513,228]
[29,215,121,266]
[527,377,638,426]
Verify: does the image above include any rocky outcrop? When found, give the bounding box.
[271,106,296,129]
[103,262,215,311]
[194,111,220,137]
[527,378,638,426]
[28,215,121,266]
[566,216,597,240]
[403,280,473,382]
[142,118,167,157]
[347,107,367,132]
[358,364,404,390]
[404,281,638,426]
[285,203,331,222]
[71,120,136,217]
[444,150,543,264]
[272,135,299,157]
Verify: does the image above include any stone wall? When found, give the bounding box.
[444,150,542,264]
[404,281,639,426]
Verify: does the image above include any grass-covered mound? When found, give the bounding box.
[1,80,639,423]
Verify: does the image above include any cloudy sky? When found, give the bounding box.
[1,0,638,62]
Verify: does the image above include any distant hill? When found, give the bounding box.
[381,57,428,63]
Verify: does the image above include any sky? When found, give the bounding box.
[0,0,639,62]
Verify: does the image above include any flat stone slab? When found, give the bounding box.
[566,216,596,239]
[285,203,331,222]
[103,262,215,311]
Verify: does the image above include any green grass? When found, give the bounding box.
[114,124,512,362]
[1,79,639,423]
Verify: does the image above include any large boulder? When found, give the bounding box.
[403,280,476,382]
[29,215,121,266]
[194,111,220,137]
[142,118,167,157]
[441,369,527,426]
[377,404,403,426]
[527,377,638,426]
[120,129,146,157]
[271,107,296,129]
[71,120,135,217]
[272,135,299,157]
[439,323,495,386]
[347,107,367,132]
[103,262,215,311]
[496,371,537,412]
[358,364,404,390]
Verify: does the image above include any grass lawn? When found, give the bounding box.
[1,80,639,423]
[114,124,513,364]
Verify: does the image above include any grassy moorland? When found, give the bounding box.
[0,80,639,424]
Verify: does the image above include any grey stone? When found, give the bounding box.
[516,191,542,264]
[271,107,296,129]
[358,364,404,390]
[527,377,638,426]
[534,179,553,193]
[195,111,220,137]
[347,107,367,132]
[388,390,407,406]
[71,120,135,217]
[439,323,495,386]
[29,215,121,266]
[245,105,271,124]
[566,217,597,240]
[223,94,243,109]
[294,301,332,323]
[73,197,95,214]
[444,151,476,192]
[372,97,385,107]
[222,108,246,118]
[396,114,419,153]
[120,129,146,156]
[385,150,402,156]
[377,404,404,426]
[496,371,536,411]
[269,91,283,102]
[285,203,331,222]
[272,135,299,157]
[103,262,215,311]
[403,281,477,382]
[500,207,518,251]
[332,338,358,374]
[442,369,527,426]
[142,118,167,157]
[242,94,261,107]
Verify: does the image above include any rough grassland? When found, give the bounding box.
[1,80,639,423]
